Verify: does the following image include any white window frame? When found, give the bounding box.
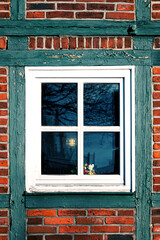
[25,66,135,193]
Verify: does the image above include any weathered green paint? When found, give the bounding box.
[18,0,25,20]
[26,193,136,208]
[0,50,151,66]
[10,0,18,21]
[151,194,160,207]
[136,0,151,22]
[0,195,10,208]
[152,51,160,66]
[8,37,28,50]
[135,66,152,240]
[9,67,26,239]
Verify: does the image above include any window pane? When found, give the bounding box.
[84,132,120,175]
[84,84,119,126]
[42,83,77,126]
[42,132,77,174]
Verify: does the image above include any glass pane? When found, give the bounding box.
[84,83,119,126]
[84,132,120,175]
[42,83,77,126]
[42,132,77,174]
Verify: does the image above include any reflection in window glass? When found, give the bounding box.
[84,84,119,126]
[84,132,120,175]
[42,83,77,126]
[42,132,77,174]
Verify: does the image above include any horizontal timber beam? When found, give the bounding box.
[0,21,160,36]
[25,193,136,208]
[0,50,151,66]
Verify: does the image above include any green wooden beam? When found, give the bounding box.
[151,194,160,207]
[0,50,151,66]
[135,66,152,240]
[25,193,136,208]
[0,195,10,208]
[136,0,151,22]
[9,67,26,240]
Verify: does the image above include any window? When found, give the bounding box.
[25,66,135,192]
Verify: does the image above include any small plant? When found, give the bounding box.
[84,163,95,175]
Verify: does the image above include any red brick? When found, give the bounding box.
[154,110,160,116]
[61,38,69,49]
[118,210,134,216]
[76,12,104,19]
[69,38,76,49]
[28,236,43,240]
[46,11,74,18]
[154,92,160,99]
[152,12,160,19]
[154,143,160,149]
[109,37,115,48]
[153,160,160,166]
[0,236,8,240]
[88,209,116,216]
[0,38,6,50]
[59,226,88,233]
[153,127,160,133]
[46,236,72,240]
[154,185,160,192]
[0,128,7,134]
[27,226,57,233]
[86,38,92,48]
[91,226,119,233]
[27,209,56,217]
[117,4,134,11]
[0,177,8,184]
[0,211,8,217]
[153,226,160,232]
[45,37,52,49]
[154,135,160,141]
[0,4,9,11]
[153,101,160,107]
[0,94,7,100]
[101,37,107,48]
[153,168,160,174]
[44,217,74,225]
[29,37,36,50]
[0,77,7,83]
[0,226,8,233]
[0,218,8,225]
[154,84,160,91]
[0,102,7,109]
[0,169,8,176]
[153,77,160,82]
[0,110,8,116]
[0,69,7,75]
[0,85,7,92]
[26,11,45,18]
[87,3,114,10]
[26,3,55,10]
[125,37,131,48]
[78,37,84,49]
[121,226,135,233]
[153,216,160,223]
[105,217,134,224]
[58,3,85,10]
[152,209,160,215]
[153,151,160,158]
[154,39,160,48]
[0,152,7,158]
[58,209,86,216]
[0,12,10,18]
[77,0,104,2]
[117,37,123,49]
[93,37,99,48]
[75,235,103,240]
[54,37,60,49]
[76,217,104,224]
[153,68,160,75]
[106,12,134,20]
[37,37,44,48]
[0,187,8,193]
[153,234,160,240]
[27,218,43,225]
[107,0,134,2]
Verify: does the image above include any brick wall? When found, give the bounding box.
[0,209,9,240]
[28,36,133,50]
[152,67,160,192]
[152,1,160,20]
[151,208,160,240]
[0,67,9,194]
[0,1,10,19]
[26,0,135,20]
[27,209,136,240]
